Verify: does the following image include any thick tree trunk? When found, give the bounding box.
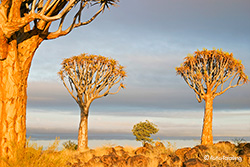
[78,105,90,152]
[0,35,42,160]
[201,95,214,145]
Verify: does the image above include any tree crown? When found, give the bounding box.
[58,53,126,108]
[132,120,159,145]
[176,48,249,102]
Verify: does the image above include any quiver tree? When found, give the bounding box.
[132,120,159,146]
[176,48,249,145]
[0,0,118,159]
[58,54,126,151]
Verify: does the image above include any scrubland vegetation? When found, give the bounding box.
[1,139,250,167]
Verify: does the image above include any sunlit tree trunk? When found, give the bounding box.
[78,104,90,152]
[0,34,42,160]
[201,95,214,145]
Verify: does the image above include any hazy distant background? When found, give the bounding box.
[27,0,250,138]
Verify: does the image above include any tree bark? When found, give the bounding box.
[0,34,42,160]
[201,95,214,145]
[78,104,90,152]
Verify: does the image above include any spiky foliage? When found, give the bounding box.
[176,48,249,102]
[132,120,159,145]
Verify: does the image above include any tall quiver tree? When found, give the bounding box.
[0,0,119,159]
[176,48,249,145]
[58,54,126,151]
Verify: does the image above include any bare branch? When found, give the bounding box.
[46,3,104,39]
[60,74,78,102]
[214,73,246,97]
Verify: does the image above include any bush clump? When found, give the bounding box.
[63,140,78,150]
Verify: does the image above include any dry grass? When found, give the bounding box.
[1,139,74,167]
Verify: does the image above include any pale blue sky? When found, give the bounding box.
[27,0,250,137]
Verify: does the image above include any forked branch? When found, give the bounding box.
[0,0,119,39]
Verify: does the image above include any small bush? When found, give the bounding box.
[63,140,78,150]
[132,120,159,145]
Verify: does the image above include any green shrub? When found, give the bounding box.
[132,120,159,145]
[63,140,78,150]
